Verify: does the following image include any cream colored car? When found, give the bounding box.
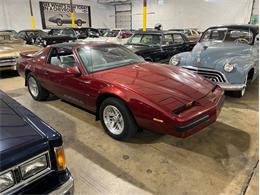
[0,31,42,71]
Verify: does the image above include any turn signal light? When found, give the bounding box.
[55,147,66,171]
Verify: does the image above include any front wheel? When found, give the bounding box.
[27,73,49,101]
[99,97,138,140]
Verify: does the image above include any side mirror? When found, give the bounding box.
[66,66,81,76]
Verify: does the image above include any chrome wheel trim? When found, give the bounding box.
[103,105,124,135]
[28,77,39,97]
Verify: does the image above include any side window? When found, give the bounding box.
[162,34,174,45]
[173,34,184,44]
[47,48,77,68]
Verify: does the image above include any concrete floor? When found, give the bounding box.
[0,70,258,195]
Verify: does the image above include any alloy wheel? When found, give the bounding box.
[103,105,124,135]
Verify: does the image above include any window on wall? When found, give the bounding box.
[115,4,132,29]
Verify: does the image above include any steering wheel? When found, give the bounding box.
[234,38,249,44]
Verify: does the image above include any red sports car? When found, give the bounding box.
[17,42,224,140]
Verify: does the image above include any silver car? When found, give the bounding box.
[170,24,259,97]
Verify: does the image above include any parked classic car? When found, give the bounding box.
[0,90,74,194]
[0,31,41,71]
[17,29,77,47]
[170,24,259,97]
[125,30,196,63]
[48,13,86,27]
[17,42,224,140]
[168,28,201,42]
[84,29,133,44]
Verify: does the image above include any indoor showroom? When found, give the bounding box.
[0,0,259,194]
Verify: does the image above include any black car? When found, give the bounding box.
[0,90,74,194]
[18,29,77,47]
[125,30,196,63]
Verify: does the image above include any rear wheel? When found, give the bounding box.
[27,73,49,101]
[99,97,138,140]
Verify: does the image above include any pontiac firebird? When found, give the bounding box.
[17,42,224,140]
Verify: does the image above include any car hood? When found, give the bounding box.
[189,41,252,68]
[0,44,41,58]
[0,97,48,170]
[94,63,215,108]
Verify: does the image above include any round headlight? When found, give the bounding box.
[170,56,180,66]
[224,63,235,72]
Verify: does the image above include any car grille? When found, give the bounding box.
[183,67,227,83]
[0,57,17,66]
[0,151,51,194]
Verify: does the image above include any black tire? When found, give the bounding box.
[76,19,82,26]
[56,19,63,26]
[27,73,49,101]
[99,97,138,140]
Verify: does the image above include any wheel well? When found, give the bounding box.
[248,68,254,81]
[95,93,132,121]
[25,70,31,86]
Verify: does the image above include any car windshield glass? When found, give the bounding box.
[128,34,161,46]
[103,30,119,37]
[201,28,254,44]
[0,32,22,43]
[78,45,144,73]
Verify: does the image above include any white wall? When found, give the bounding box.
[0,0,115,31]
[131,0,255,31]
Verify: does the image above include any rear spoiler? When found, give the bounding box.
[19,51,36,58]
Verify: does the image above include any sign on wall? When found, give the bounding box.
[39,1,91,29]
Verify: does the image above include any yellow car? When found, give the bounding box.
[0,31,42,71]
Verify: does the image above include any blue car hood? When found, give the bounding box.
[0,96,49,171]
[189,41,252,69]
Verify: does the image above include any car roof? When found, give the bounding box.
[206,24,259,33]
[133,30,183,35]
[49,41,121,49]
[19,29,42,32]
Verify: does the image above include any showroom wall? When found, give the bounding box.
[131,0,255,31]
[0,0,115,30]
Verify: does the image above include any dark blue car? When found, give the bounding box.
[0,90,74,194]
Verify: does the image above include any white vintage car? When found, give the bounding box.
[83,29,133,45]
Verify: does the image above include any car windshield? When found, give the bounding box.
[0,32,23,44]
[78,45,144,73]
[200,28,254,44]
[103,30,119,37]
[127,34,161,46]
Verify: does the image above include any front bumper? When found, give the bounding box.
[217,83,246,91]
[49,175,74,195]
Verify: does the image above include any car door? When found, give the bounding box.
[161,34,177,62]
[140,34,165,62]
[43,47,94,109]
[173,33,189,53]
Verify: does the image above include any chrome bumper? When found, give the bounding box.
[49,175,74,195]
[217,83,246,91]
